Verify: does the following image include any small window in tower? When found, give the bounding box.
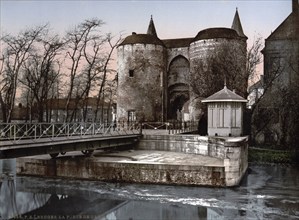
[129,69,134,77]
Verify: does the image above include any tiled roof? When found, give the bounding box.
[202,86,247,103]
[266,12,299,41]
[192,28,241,42]
[119,33,165,47]
[162,38,193,48]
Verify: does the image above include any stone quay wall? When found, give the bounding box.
[17,157,225,187]
[16,134,248,187]
[137,135,248,186]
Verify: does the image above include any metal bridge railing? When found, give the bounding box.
[141,121,198,135]
[0,122,142,143]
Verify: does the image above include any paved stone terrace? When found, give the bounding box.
[92,150,224,167]
[17,150,226,186]
[17,149,224,167]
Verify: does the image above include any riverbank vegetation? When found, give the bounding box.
[248,147,299,165]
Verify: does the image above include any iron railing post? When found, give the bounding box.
[13,124,16,141]
[34,124,37,139]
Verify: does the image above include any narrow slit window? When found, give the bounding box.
[129,69,134,77]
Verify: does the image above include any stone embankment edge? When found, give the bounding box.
[16,134,248,187]
[137,134,248,187]
[17,157,226,187]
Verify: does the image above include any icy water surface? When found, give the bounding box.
[0,159,298,220]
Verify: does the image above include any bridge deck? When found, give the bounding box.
[0,132,141,148]
[0,133,142,159]
[0,121,197,159]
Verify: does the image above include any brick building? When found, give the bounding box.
[44,98,115,123]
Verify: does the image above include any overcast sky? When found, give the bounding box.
[1,0,292,45]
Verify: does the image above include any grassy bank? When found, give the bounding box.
[248,147,299,165]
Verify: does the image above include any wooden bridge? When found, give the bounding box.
[0,122,142,159]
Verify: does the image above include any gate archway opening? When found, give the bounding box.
[167,55,190,120]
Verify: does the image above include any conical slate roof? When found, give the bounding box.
[231,8,247,39]
[119,16,164,47]
[147,15,157,37]
[202,86,247,103]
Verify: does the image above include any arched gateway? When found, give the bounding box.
[167,55,190,120]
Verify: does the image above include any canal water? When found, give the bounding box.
[0,159,298,220]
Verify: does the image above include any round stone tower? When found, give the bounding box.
[117,17,166,123]
[189,27,247,93]
[188,9,247,121]
[116,9,248,123]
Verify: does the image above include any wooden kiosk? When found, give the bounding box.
[202,85,247,137]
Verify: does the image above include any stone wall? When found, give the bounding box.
[16,134,247,187]
[117,43,166,122]
[138,134,248,186]
[17,157,225,186]
[166,47,189,68]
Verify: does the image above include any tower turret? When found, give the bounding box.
[231,8,247,39]
[117,16,166,122]
[147,15,158,37]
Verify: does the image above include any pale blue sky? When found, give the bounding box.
[0,0,292,44]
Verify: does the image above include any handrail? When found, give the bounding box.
[0,120,198,143]
[141,121,198,134]
[0,122,141,143]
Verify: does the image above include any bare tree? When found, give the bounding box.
[19,32,63,122]
[93,33,122,122]
[0,25,47,122]
[190,36,263,101]
[63,18,105,122]
[0,19,122,124]
[79,32,112,122]
[247,36,263,87]
[251,39,299,148]
[189,40,248,110]
[0,54,6,121]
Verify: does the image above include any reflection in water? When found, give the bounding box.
[0,161,298,220]
[0,159,18,219]
[0,159,50,219]
[0,173,18,219]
